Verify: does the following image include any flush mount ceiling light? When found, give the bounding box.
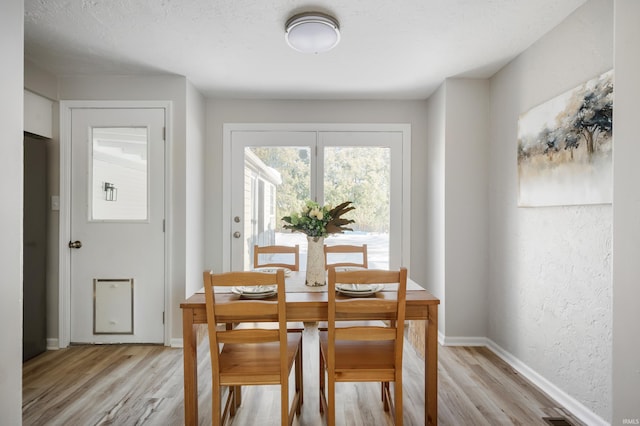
[285,12,340,54]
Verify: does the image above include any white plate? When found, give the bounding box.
[335,283,384,297]
[231,286,277,299]
[238,285,277,294]
[336,283,374,292]
[252,267,292,277]
[334,266,366,272]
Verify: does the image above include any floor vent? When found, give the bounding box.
[542,417,574,426]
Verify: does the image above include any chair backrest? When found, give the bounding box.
[326,266,407,368]
[253,244,300,271]
[324,244,368,269]
[203,270,288,376]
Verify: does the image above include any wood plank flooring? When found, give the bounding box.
[23,324,584,425]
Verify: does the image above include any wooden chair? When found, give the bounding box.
[319,267,407,425]
[254,244,300,271]
[324,244,368,269]
[318,244,376,330]
[203,270,303,426]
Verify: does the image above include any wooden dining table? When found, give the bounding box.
[180,271,440,425]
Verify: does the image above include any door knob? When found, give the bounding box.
[233,231,241,239]
[68,240,82,249]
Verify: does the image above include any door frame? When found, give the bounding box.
[222,122,411,272]
[59,100,172,348]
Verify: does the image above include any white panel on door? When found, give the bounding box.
[94,278,133,334]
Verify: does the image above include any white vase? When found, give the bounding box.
[306,236,326,286]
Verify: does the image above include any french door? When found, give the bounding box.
[225,124,410,272]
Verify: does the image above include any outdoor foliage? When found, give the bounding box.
[250,146,390,233]
[251,146,311,228]
[324,147,390,232]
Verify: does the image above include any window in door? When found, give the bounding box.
[91,127,148,221]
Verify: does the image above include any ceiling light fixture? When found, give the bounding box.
[285,12,340,54]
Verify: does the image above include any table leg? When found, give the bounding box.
[425,305,438,425]
[183,308,198,426]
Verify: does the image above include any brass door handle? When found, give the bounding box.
[68,240,82,249]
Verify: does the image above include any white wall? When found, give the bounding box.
[444,79,490,339]
[185,81,206,298]
[24,90,53,138]
[612,0,640,422]
[488,0,613,421]
[424,78,491,340]
[425,85,447,333]
[58,75,191,342]
[0,0,23,422]
[24,59,58,101]
[205,99,430,285]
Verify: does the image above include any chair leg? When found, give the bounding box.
[327,377,335,426]
[319,344,325,413]
[229,386,236,416]
[382,382,391,412]
[295,341,303,414]
[299,337,304,407]
[394,379,403,425]
[281,380,289,426]
[235,385,242,408]
[221,386,236,425]
[212,376,222,426]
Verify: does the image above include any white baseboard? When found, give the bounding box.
[439,334,609,425]
[484,339,610,426]
[441,335,488,347]
[48,336,178,349]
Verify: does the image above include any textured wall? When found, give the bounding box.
[488,0,612,420]
[505,206,611,408]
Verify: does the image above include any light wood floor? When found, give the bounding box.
[23,324,583,425]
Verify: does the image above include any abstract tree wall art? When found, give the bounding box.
[517,70,613,207]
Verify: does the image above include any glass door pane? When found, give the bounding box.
[323,146,390,269]
[244,146,311,270]
[91,127,148,221]
[245,146,392,269]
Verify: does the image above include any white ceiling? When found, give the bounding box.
[24,0,588,100]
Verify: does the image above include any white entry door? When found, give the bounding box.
[69,108,165,344]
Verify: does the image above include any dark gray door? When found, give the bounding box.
[23,134,48,361]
